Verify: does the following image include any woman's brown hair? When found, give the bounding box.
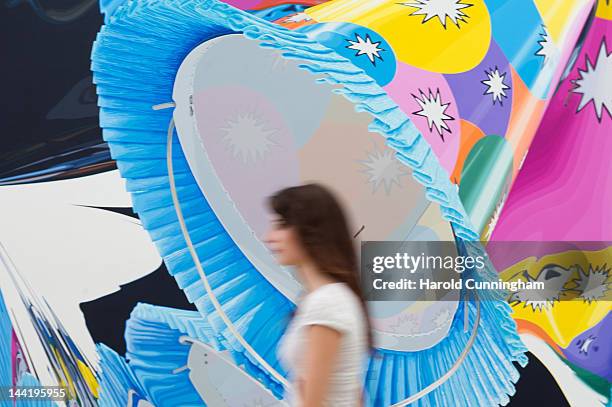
[269,183,373,348]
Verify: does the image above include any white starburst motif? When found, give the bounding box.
[400,0,473,28]
[388,313,419,334]
[535,25,557,66]
[509,264,577,311]
[481,67,510,105]
[412,89,454,141]
[572,264,611,303]
[359,147,408,194]
[578,335,596,355]
[346,34,384,65]
[220,111,278,164]
[434,308,451,327]
[283,12,312,23]
[571,38,612,122]
[526,300,553,312]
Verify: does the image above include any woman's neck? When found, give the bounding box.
[298,262,337,293]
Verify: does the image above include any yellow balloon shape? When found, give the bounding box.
[307,0,492,73]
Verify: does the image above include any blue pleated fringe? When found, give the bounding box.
[124,303,220,405]
[91,1,528,405]
[97,343,149,407]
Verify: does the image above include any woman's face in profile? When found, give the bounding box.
[265,216,306,266]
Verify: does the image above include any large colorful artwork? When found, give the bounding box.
[0,0,610,406]
[273,0,595,240]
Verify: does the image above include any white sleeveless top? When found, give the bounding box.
[278,282,369,406]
